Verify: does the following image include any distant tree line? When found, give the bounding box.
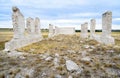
[0,28,13,32]
[75,30,102,32]
[0,28,120,32]
[75,30,120,32]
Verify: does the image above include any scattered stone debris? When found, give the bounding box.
[0,35,120,78]
[66,60,82,73]
[81,57,91,62]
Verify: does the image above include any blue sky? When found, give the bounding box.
[0,0,120,29]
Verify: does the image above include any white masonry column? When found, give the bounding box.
[12,6,25,39]
[90,19,96,39]
[26,17,31,35]
[48,24,54,38]
[102,11,112,36]
[54,26,59,36]
[35,17,40,35]
[101,11,114,45]
[5,6,25,51]
[26,17,35,35]
[81,22,88,38]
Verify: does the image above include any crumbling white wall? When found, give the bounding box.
[81,22,88,38]
[100,11,114,45]
[54,27,75,35]
[90,19,96,39]
[89,11,115,45]
[5,6,43,51]
[48,24,54,38]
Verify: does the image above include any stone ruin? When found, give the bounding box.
[101,11,114,44]
[48,24,54,38]
[54,26,75,35]
[4,7,43,51]
[90,19,96,39]
[81,11,115,45]
[48,24,75,37]
[48,11,114,45]
[4,7,114,51]
[81,22,88,38]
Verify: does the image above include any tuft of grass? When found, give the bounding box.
[0,41,8,50]
[87,39,99,45]
[0,73,5,78]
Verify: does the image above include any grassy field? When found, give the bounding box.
[0,30,120,77]
[0,30,120,50]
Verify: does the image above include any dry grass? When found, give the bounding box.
[0,31,120,77]
[0,32,13,42]
[41,32,48,38]
[0,30,120,51]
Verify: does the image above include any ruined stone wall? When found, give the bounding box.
[54,27,75,35]
[5,7,43,51]
[48,24,54,38]
[100,11,114,45]
[35,17,41,35]
[12,6,25,39]
[89,11,114,45]
[90,19,96,39]
[81,22,88,38]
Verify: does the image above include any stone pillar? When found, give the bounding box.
[101,11,114,45]
[54,26,59,35]
[81,24,84,38]
[102,11,112,36]
[81,22,88,38]
[26,17,34,35]
[90,19,96,39]
[12,6,25,39]
[48,24,54,38]
[35,17,41,35]
[26,17,31,35]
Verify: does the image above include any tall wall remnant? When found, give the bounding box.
[26,17,34,35]
[35,17,41,36]
[12,6,25,39]
[89,11,114,45]
[101,11,114,44]
[48,25,75,37]
[90,19,96,39]
[5,6,43,51]
[54,27,75,35]
[48,24,54,38]
[81,22,88,38]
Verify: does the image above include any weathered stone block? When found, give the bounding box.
[48,24,54,38]
[54,26,75,35]
[101,11,114,45]
[90,19,96,39]
[81,22,88,38]
[91,11,115,45]
[12,6,25,39]
[4,7,43,51]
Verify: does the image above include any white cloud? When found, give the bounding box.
[0,19,120,30]
[11,0,24,5]
[55,12,100,19]
[113,18,120,21]
[112,24,120,29]
[10,0,88,8]
[10,0,120,8]
[70,13,99,17]
[0,21,12,28]
[40,18,120,29]
[0,0,120,30]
